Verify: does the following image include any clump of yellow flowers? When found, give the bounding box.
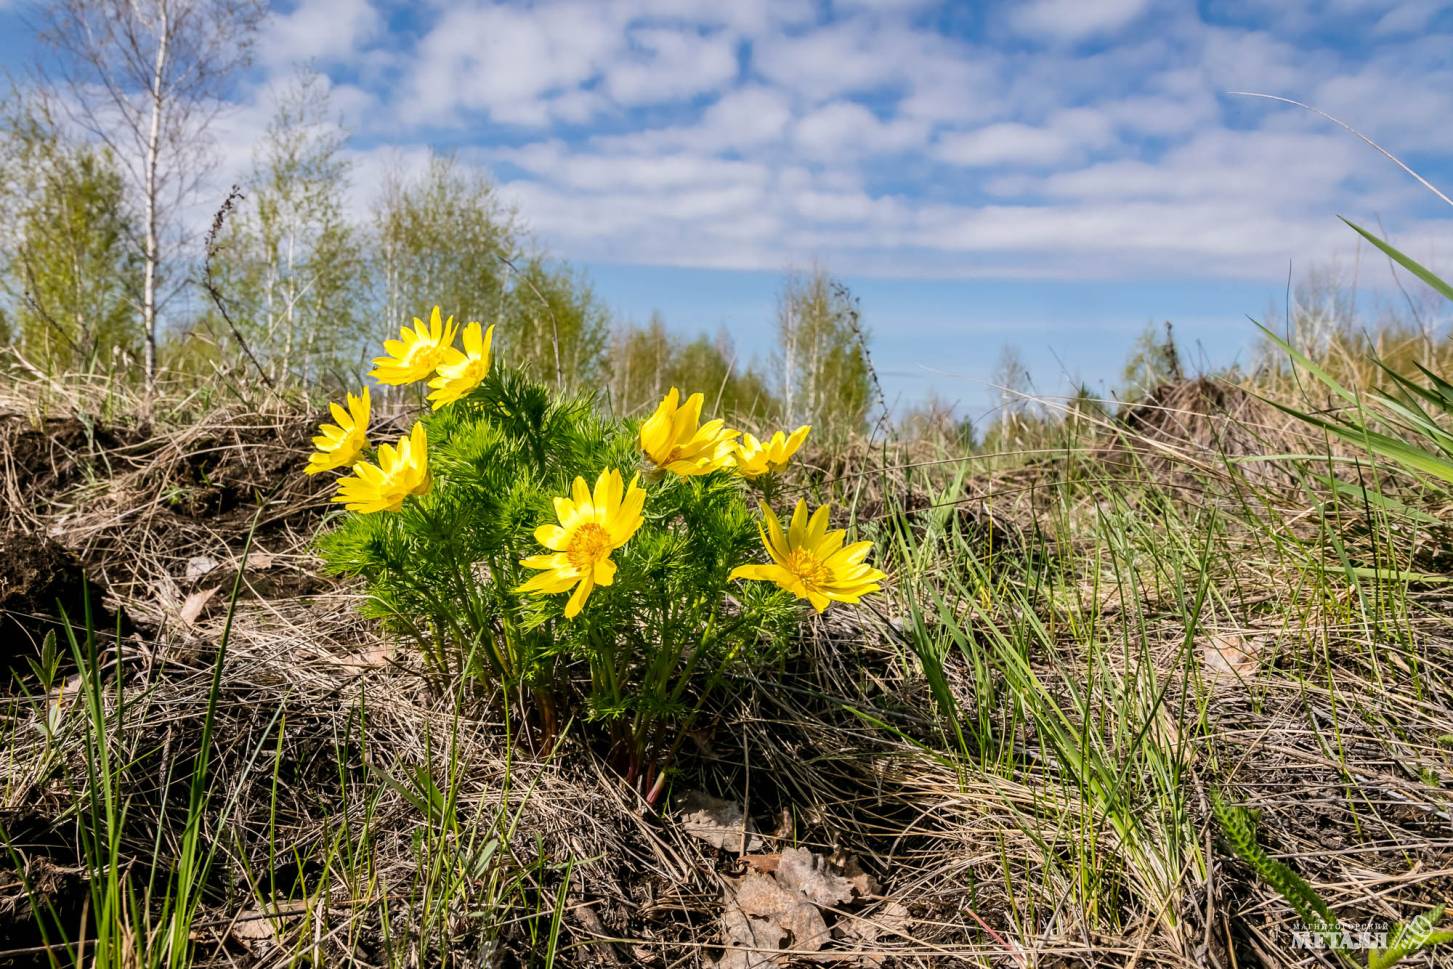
[312,305,885,793]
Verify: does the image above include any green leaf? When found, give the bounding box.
[1255,322,1362,407]
[1313,473,1443,526]
[1341,218,1453,304]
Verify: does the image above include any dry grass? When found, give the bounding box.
[1,362,1452,968]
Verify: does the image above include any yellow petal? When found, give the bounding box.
[806,503,832,547]
[729,563,788,583]
[571,476,592,514]
[788,499,810,548]
[564,576,594,618]
[516,569,576,594]
[554,495,581,530]
[762,504,790,560]
[535,524,568,550]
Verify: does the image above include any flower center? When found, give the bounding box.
[783,548,829,587]
[566,523,612,570]
[404,342,441,371]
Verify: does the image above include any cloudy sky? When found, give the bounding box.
[4,0,1452,416]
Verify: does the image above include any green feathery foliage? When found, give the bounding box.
[1368,906,1453,969]
[317,364,801,795]
[1210,792,1338,933]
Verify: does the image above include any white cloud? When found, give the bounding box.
[793,101,926,158]
[119,0,1453,288]
[1009,0,1153,42]
[589,85,792,155]
[1372,0,1444,35]
[602,26,739,104]
[752,19,911,100]
[258,0,381,69]
[935,110,1114,167]
[699,86,793,149]
[403,2,619,125]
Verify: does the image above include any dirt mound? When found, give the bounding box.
[0,415,146,527]
[0,527,119,677]
[59,412,336,611]
[1101,377,1301,486]
[0,406,336,631]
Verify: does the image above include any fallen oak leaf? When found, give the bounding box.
[244,551,275,570]
[228,899,308,951]
[776,847,858,907]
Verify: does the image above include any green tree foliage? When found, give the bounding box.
[777,268,873,441]
[607,314,778,421]
[373,154,519,332]
[499,257,610,390]
[199,72,367,385]
[0,100,139,375]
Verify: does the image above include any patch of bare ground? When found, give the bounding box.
[0,376,1450,967]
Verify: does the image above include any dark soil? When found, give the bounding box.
[0,527,119,678]
[0,416,145,515]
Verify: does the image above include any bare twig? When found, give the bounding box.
[203,185,275,392]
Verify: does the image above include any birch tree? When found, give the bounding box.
[209,71,366,385]
[372,154,518,332]
[37,0,266,390]
[776,268,872,440]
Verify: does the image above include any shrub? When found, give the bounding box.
[310,307,886,796]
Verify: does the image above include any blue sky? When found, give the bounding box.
[3,0,1453,420]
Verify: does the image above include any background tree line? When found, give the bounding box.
[0,0,876,438]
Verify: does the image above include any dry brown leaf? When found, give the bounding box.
[1200,632,1263,686]
[839,900,911,967]
[715,871,829,969]
[679,790,763,853]
[839,854,879,898]
[229,900,307,951]
[712,847,882,968]
[185,555,219,580]
[716,895,786,969]
[775,847,857,907]
[733,870,797,918]
[244,551,275,570]
[742,853,780,874]
[340,644,396,669]
[178,586,220,628]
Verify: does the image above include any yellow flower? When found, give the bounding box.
[369,306,459,385]
[729,499,885,612]
[517,469,646,619]
[427,321,496,409]
[333,422,430,513]
[305,387,370,475]
[732,425,811,477]
[639,387,738,476]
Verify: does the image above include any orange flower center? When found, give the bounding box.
[783,548,829,587]
[566,523,612,570]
